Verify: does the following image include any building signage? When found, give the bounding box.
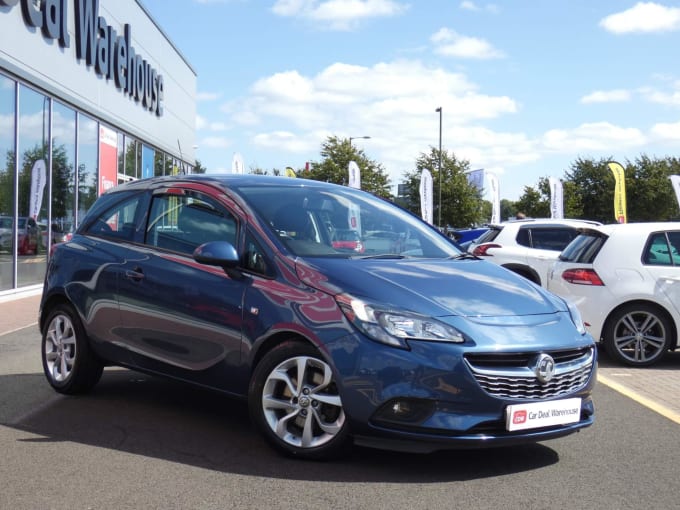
[1,0,164,117]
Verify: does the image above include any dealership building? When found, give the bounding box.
[0,0,197,297]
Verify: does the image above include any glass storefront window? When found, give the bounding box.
[123,135,137,181]
[51,101,76,246]
[17,84,49,287]
[154,150,165,176]
[0,75,16,291]
[77,113,98,226]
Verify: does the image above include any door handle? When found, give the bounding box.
[125,267,145,281]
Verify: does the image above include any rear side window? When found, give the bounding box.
[530,228,577,251]
[644,232,680,266]
[82,194,141,241]
[559,233,606,263]
[475,227,502,244]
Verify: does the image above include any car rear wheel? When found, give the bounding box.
[248,341,349,460]
[42,303,103,394]
[603,303,672,367]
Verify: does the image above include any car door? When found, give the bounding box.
[641,230,680,318]
[115,185,247,393]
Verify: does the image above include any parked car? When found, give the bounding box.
[40,175,595,459]
[39,222,74,249]
[548,222,680,367]
[447,227,489,244]
[331,228,364,253]
[468,218,602,287]
[0,215,40,255]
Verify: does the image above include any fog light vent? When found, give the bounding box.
[372,398,435,426]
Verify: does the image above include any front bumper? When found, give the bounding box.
[328,333,597,453]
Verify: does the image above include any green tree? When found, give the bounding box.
[305,136,392,198]
[193,159,207,174]
[515,177,551,218]
[562,157,616,223]
[401,147,484,228]
[626,155,680,221]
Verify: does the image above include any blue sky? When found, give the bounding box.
[141,0,680,200]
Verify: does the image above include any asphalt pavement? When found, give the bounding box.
[2,290,679,424]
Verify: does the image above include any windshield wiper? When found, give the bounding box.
[448,252,479,260]
[354,254,408,259]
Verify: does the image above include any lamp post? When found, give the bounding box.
[435,107,442,228]
[349,135,371,149]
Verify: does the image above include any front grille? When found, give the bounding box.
[464,347,594,400]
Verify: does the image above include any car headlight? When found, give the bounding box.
[337,294,465,349]
[565,298,586,335]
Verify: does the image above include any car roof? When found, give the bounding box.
[107,173,342,194]
[487,218,602,228]
[578,222,680,236]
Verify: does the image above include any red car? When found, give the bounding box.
[0,216,39,255]
[331,229,364,253]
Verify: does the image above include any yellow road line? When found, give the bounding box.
[598,373,680,425]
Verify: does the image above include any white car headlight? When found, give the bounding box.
[337,294,465,348]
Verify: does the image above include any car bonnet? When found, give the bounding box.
[293,257,566,319]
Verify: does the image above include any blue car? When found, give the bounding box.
[40,175,595,460]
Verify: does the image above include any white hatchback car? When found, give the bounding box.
[468,219,602,287]
[548,222,680,367]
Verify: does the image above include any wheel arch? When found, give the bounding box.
[39,292,71,333]
[248,330,327,376]
[601,299,678,350]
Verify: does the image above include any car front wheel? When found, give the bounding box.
[603,303,672,367]
[248,341,349,460]
[42,303,103,394]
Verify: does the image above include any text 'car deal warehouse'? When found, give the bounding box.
[0,0,197,295]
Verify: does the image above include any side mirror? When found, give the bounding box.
[193,241,239,268]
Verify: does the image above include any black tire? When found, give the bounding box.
[41,303,103,394]
[248,341,350,460]
[603,303,672,367]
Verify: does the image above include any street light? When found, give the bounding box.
[435,107,442,228]
[349,135,371,148]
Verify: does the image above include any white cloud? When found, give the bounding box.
[600,2,680,34]
[272,0,409,30]
[459,1,499,14]
[651,121,680,140]
[639,87,680,106]
[580,89,632,104]
[541,122,646,152]
[431,28,505,59]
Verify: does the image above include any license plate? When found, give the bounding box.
[506,398,582,431]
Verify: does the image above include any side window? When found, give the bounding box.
[242,230,269,275]
[84,195,140,241]
[146,191,237,256]
[644,232,680,266]
[668,232,680,265]
[531,228,575,251]
[516,227,530,247]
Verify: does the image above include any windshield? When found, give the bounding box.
[235,184,461,258]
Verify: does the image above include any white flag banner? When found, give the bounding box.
[549,177,564,219]
[419,169,433,225]
[30,159,47,220]
[488,172,501,224]
[232,152,245,174]
[467,168,485,191]
[670,175,680,210]
[348,161,361,189]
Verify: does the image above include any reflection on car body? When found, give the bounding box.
[40,174,596,460]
